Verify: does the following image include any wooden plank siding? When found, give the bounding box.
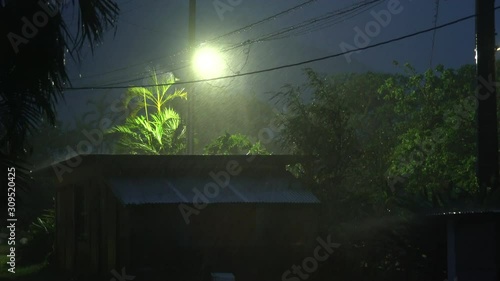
[99,181,109,274]
[75,183,89,274]
[117,203,131,270]
[55,185,64,271]
[88,179,100,274]
[62,184,75,272]
[57,181,105,276]
[106,183,117,272]
[46,155,319,278]
[57,185,72,272]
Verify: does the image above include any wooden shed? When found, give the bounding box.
[41,155,320,280]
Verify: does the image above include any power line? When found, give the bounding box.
[78,0,323,86]
[85,0,385,87]
[75,0,318,81]
[254,0,383,42]
[205,0,317,43]
[217,0,382,51]
[65,5,492,91]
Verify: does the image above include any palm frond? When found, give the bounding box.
[0,0,119,156]
[73,0,120,54]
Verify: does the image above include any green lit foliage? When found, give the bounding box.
[275,64,500,280]
[380,63,479,208]
[275,68,393,212]
[122,68,187,118]
[333,71,397,206]
[109,108,185,155]
[204,132,269,155]
[276,68,433,279]
[108,69,187,155]
[275,68,356,185]
[18,206,55,265]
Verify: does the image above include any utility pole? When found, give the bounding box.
[187,0,196,154]
[475,0,499,197]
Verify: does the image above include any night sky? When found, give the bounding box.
[57,0,499,122]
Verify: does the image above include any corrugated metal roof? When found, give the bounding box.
[109,176,319,205]
[426,209,500,217]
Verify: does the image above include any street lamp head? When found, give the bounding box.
[193,45,225,79]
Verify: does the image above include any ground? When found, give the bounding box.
[0,244,72,281]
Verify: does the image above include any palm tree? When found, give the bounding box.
[0,0,119,219]
[109,107,186,155]
[108,69,188,155]
[1,0,120,156]
[122,69,187,117]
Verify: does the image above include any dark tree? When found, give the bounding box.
[1,0,119,155]
[0,0,119,217]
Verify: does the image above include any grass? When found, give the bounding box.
[0,243,51,280]
[0,243,109,281]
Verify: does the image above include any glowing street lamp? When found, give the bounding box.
[193,46,225,79]
[186,45,225,154]
[186,0,225,154]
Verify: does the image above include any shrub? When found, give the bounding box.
[18,206,55,266]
